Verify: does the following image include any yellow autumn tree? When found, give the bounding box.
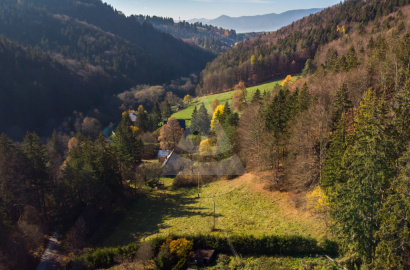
[250,54,256,65]
[281,75,293,86]
[210,105,224,131]
[336,25,346,35]
[130,125,140,135]
[306,186,329,214]
[199,139,212,156]
[169,238,193,259]
[183,94,192,105]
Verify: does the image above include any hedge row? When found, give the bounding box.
[68,242,140,269]
[68,234,338,269]
[151,234,339,257]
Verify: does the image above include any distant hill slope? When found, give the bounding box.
[198,0,410,95]
[189,8,323,33]
[0,0,214,139]
[134,15,260,54]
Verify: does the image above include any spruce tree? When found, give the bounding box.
[197,104,210,135]
[116,113,142,163]
[190,106,199,133]
[332,82,353,130]
[22,132,49,219]
[321,113,349,192]
[330,89,395,266]
[136,105,149,132]
[152,101,162,129]
[298,83,311,112]
[162,101,172,120]
[393,78,410,154]
[265,89,291,139]
[374,146,410,269]
[252,89,262,103]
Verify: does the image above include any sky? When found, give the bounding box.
[103,0,342,21]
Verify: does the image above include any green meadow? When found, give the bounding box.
[172,76,300,122]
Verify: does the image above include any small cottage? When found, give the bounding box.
[129,112,138,122]
[193,249,215,265]
[158,150,171,163]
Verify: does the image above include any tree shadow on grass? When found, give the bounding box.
[99,190,222,247]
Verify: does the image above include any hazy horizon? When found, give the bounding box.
[103,0,341,21]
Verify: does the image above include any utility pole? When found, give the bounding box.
[197,171,200,198]
[213,200,216,230]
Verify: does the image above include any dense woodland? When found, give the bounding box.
[0,0,214,139]
[1,0,410,269]
[198,0,410,95]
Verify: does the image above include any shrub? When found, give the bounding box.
[173,173,214,188]
[69,242,140,269]
[154,238,193,270]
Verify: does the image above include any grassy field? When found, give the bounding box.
[172,76,300,121]
[101,173,328,248]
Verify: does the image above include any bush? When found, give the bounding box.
[173,173,214,188]
[69,242,140,269]
[154,238,193,270]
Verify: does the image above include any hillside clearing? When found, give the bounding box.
[101,173,328,248]
[172,76,300,121]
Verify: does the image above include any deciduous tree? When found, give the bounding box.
[159,117,184,150]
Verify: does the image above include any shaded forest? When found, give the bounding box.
[0,0,214,139]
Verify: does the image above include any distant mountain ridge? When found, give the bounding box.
[189,8,323,33]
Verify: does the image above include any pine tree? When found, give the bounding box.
[0,133,29,224]
[330,89,395,267]
[321,113,349,192]
[190,106,199,133]
[219,101,231,126]
[94,133,123,195]
[332,83,353,130]
[265,89,291,139]
[252,89,262,103]
[152,101,162,129]
[197,104,210,135]
[116,113,143,163]
[346,46,359,71]
[393,78,410,154]
[298,83,311,112]
[374,146,410,269]
[22,132,49,219]
[162,101,172,120]
[136,105,149,132]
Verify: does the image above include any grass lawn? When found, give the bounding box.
[172,76,300,121]
[101,173,328,248]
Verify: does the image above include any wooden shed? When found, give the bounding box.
[193,249,215,265]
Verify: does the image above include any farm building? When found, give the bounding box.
[129,111,138,122]
[158,150,171,163]
[193,249,215,265]
[162,151,186,175]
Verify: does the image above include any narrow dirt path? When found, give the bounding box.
[36,231,61,270]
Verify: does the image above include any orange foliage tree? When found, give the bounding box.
[158,117,183,150]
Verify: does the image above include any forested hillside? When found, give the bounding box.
[0,0,214,139]
[134,15,260,54]
[198,0,410,95]
[210,0,410,268]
